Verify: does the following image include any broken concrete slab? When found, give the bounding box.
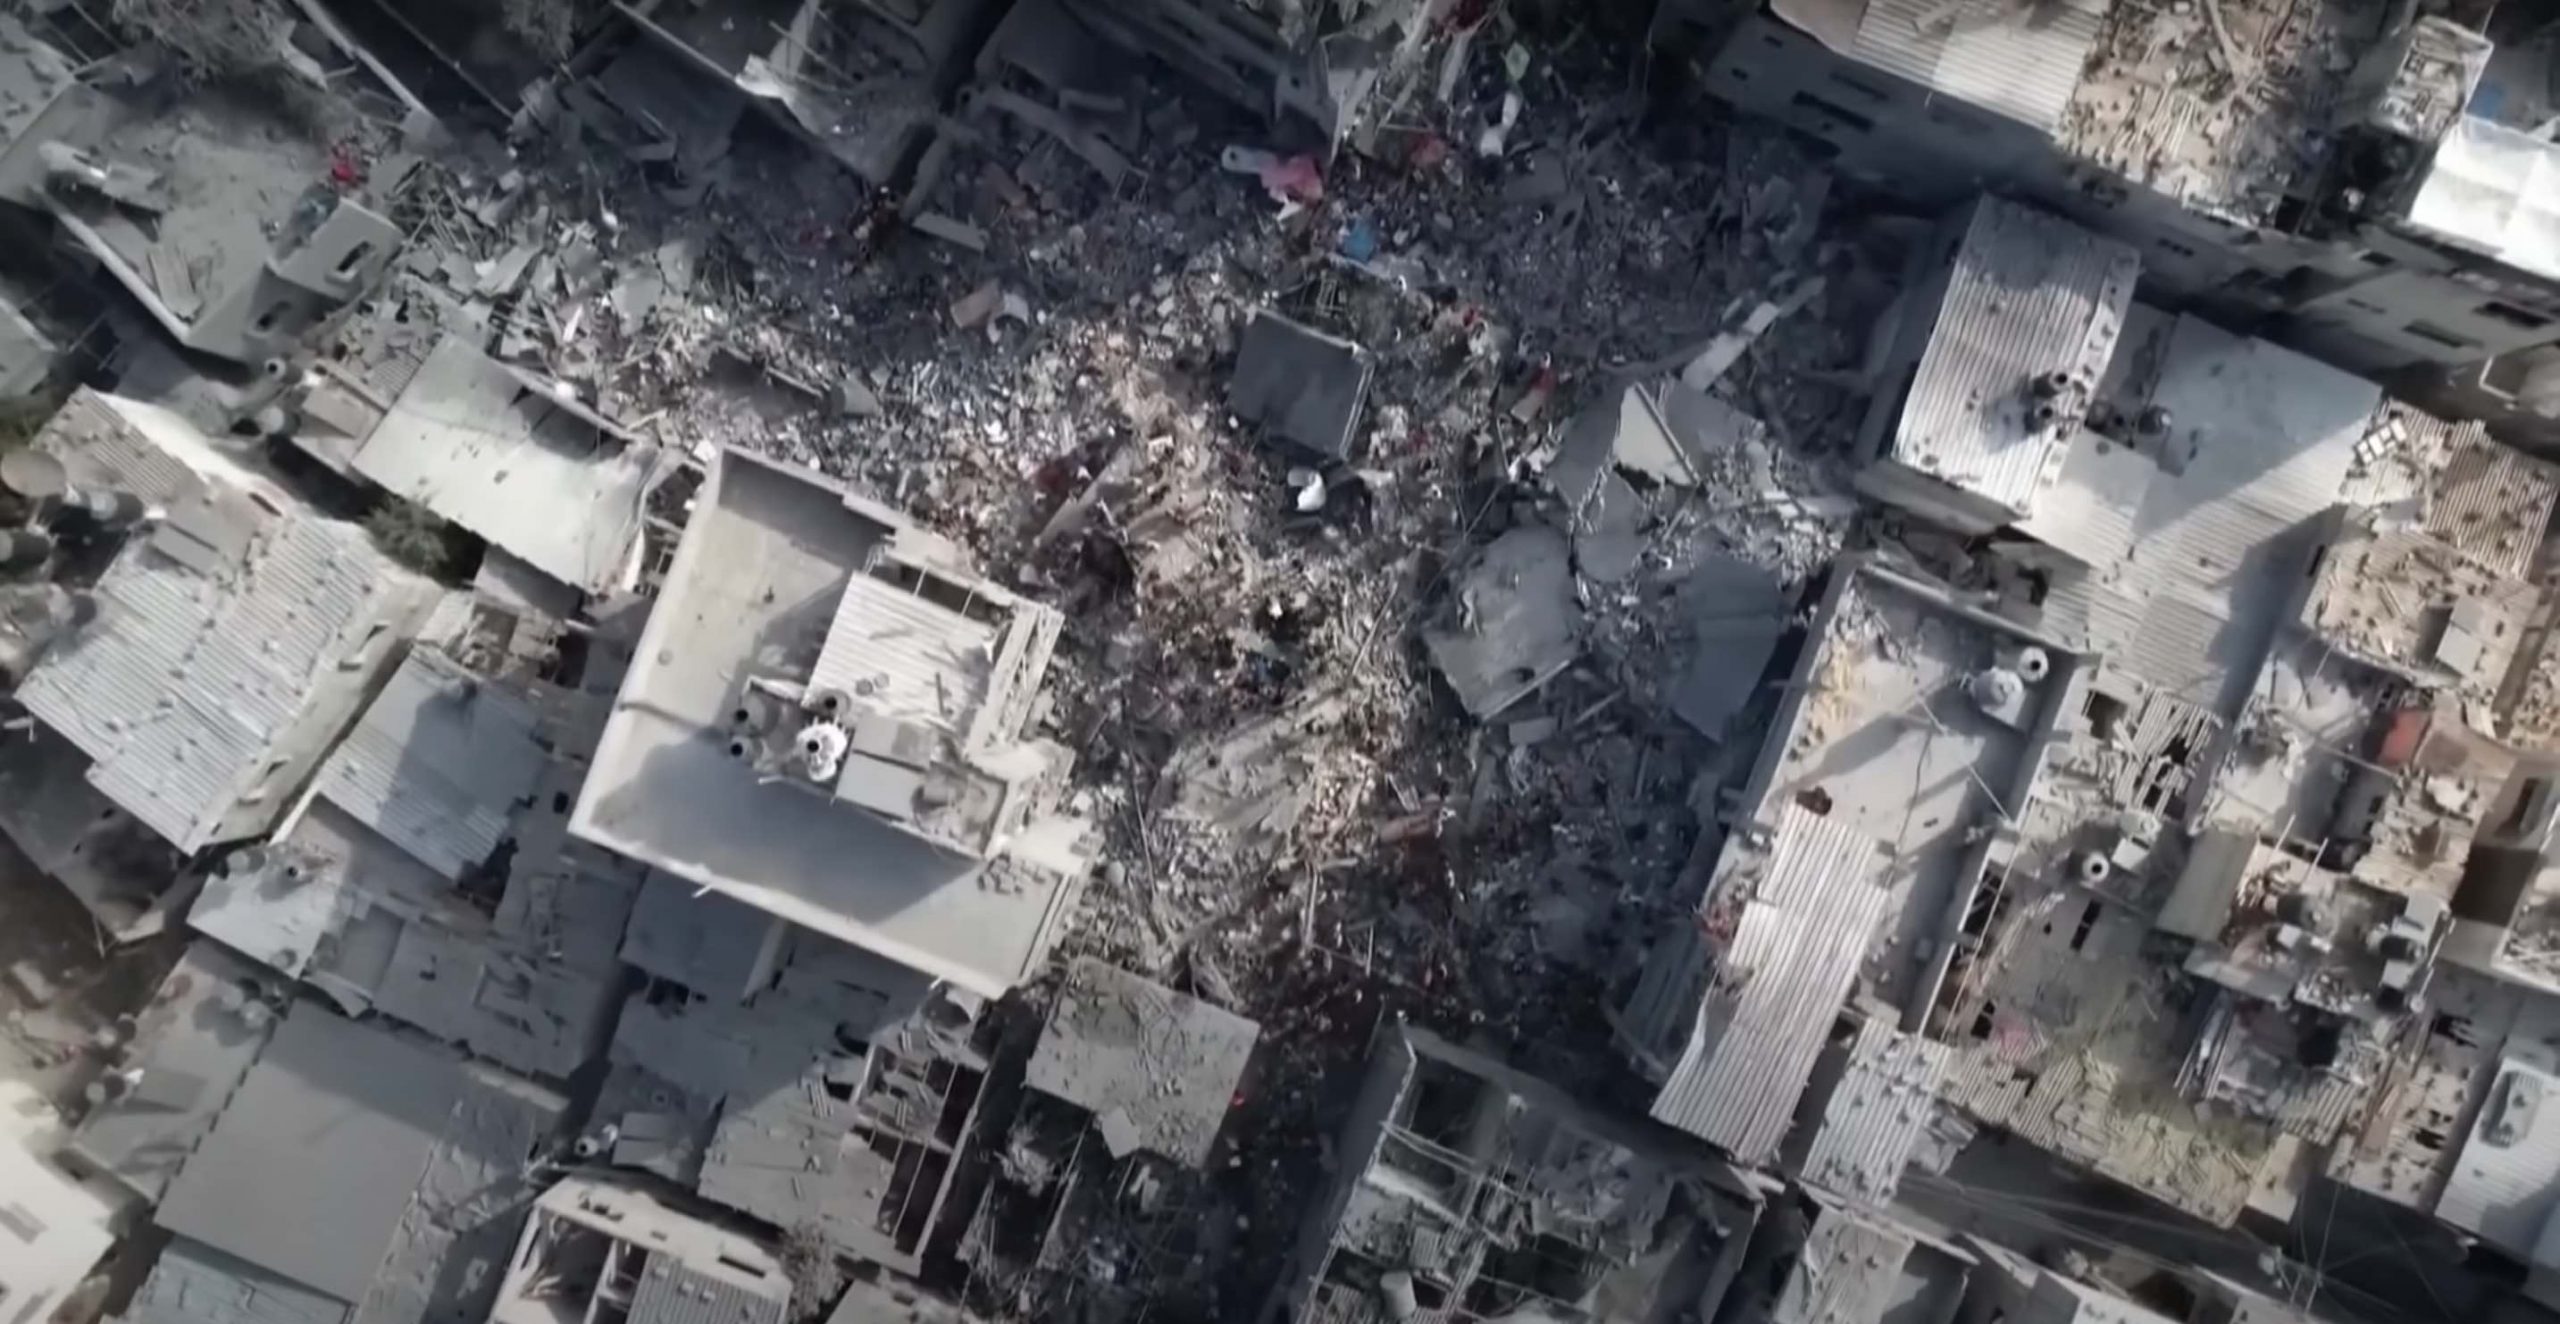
[1576,471,1646,584]
[1230,310,1374,462]
[1423,525,1580,719]
[1161,689,1348,854]
[1676,275,1825,394]
[1671,551,1794,739]
[952,280,1004,328]
[912,211,989,252]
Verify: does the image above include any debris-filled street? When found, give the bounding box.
[19,2,2560,1324]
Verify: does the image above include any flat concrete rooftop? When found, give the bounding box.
[572,448,1085,997]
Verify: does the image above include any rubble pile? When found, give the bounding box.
[373,12,1876,1302]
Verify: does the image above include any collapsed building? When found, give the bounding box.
[0,25,403,367]
[959,958,1262,1320]
[16,2,2560,1323]
[491,1175,796,1324]
[1265,1022,1767,1324]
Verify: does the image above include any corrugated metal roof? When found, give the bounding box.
[36,390,200,501]
[1768,1204,1918,1324]
[1888,199,2139,518]
[1850,0,2106,134]
[2033,315,2375,721]
[17,514,433,852]
[2436,1056,2560,1261]
[1651,804,1894,1162]
[2427,422,2559,579]
[808,571,997,736]
[311,647,547,881]
[629,1253,790,1324]
[352,336,659,595]
[1801,1019,1951,1204]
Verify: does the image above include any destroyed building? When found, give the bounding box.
[1618,191,2560,1253]
[1680,1,2560,445]
[959,959,1260,1319]
[187,640,642,1083]
[16,4,2560,1324]
[590,906,992,1278]
[572,446,1091,998]
[337,335,668,599]
[1619,556,2081,1168]
[490,1175,794,1324]
[612,0,997,187]
[0,39,403,366]
[1264,1022,1766,1324]
[1029,0,1464,158]
[1712,1189,1975,1324]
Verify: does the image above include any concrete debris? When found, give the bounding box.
[10,6,2514,1324]
[1677,275,1826,394]
[1229,310,1375,462]
[1423,525,1580,719]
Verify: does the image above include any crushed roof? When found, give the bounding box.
[310,647,550,881]
[353,337,662,595]
[1026,959,1260,1167]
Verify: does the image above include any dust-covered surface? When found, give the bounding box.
[0,0,1913,1317]
[419,7,1889,1311]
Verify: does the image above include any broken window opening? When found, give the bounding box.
[2084,691,2127,742]
[331,242,375,281]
